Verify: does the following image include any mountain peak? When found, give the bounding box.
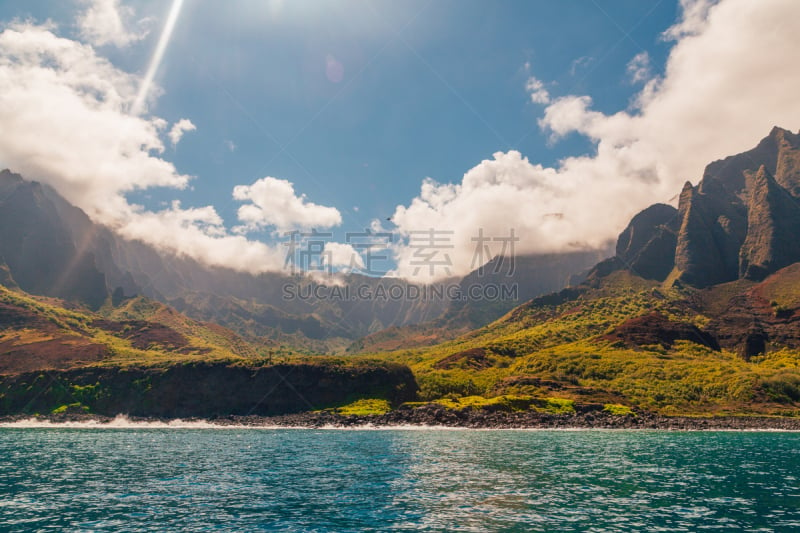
[768,125,798,142]
[0,169,21,179]
[739,162,800,280]
[0,169,25,198]
[592,127,800,289]
[615,203,678,281]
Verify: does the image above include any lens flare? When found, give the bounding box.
[131,0,186,115]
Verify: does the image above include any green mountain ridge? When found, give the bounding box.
[0,169,602,348]
[3,127,800,418]
[359,127,800,415]
[0,283,416,416]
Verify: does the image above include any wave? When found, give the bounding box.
[0,415,273,430]
[1,416,797,432]
[0,416,482,431]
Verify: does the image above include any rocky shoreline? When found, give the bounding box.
[3,404,800,430]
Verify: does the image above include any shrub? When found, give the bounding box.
[434,395,536,412]
[51,403,89,415]
[336,398,391,416]
[758,374,800,403]
[417,374,480,401]
[532,397,575,415]
[603,403,635,416]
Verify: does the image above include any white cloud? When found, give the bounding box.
[391,0,800,281]
[0,22,293,274]
[117,201,286,273]
[539,95,599,139]
[525,76,550,104]
[232,177,342,233]
[168,118,196,146]
[76,0,149,48]
[225,139,236,152]
[662,0,719,40]
[0,23,186,217]
[570,56,593,76]
[322,242,365,270]
[626,51,651,84]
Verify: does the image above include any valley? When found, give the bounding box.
[3,128,800,422]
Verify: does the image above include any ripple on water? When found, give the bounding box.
[0,429,799,530]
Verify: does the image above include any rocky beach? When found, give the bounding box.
[5,405,800,430]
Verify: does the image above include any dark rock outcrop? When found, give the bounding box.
[18,407,800,430]
[672,127,800,288]
[599,311,720,351]
[433,347,492,370]
[593,127,800,289]
[673,180,747,287]
[739,166,800,280]
[0,361,418,417]
[704,266,800,359]
[615,203,679,281]
[701,126,800,199]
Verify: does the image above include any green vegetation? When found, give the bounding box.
[433,394,533,411]
[51,403,89,414]
[334,398,392,416]
[5,264,800,417]
[417,374,481,401]
[603,404,635,416]
[0,284,91,330]
[394,394,575,414]
[535,397,576,415]
[0,284,303,371]
[363,272,800,416]
[757,264,800,310]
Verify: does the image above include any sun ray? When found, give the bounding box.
[131,0,186,116]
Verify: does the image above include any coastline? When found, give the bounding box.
[3,405,800,430]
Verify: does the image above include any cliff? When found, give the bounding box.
[0,361,418,417]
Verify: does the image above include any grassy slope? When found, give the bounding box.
[367,271,800,415]
[0,285,400,375]
[0,285,279,370]
[5,265,800,417]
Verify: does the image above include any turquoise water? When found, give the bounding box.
[1,427,799,531]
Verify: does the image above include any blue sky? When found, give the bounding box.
[149,0,677,229]
[1,0,798,279]
[0,0,672,220]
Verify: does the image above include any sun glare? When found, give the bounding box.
[131,0,186,115]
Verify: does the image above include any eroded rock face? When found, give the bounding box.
[701,126,800,200]
[673,180,747,287]
[599,127,800,289]
[433,348,492,370]
[739,166,800,281]
[674,127,800,288]
[615,203,679,281]
[705,296,800,360]
[598,311,720,351]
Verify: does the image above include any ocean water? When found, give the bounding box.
[1,423,799,532]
